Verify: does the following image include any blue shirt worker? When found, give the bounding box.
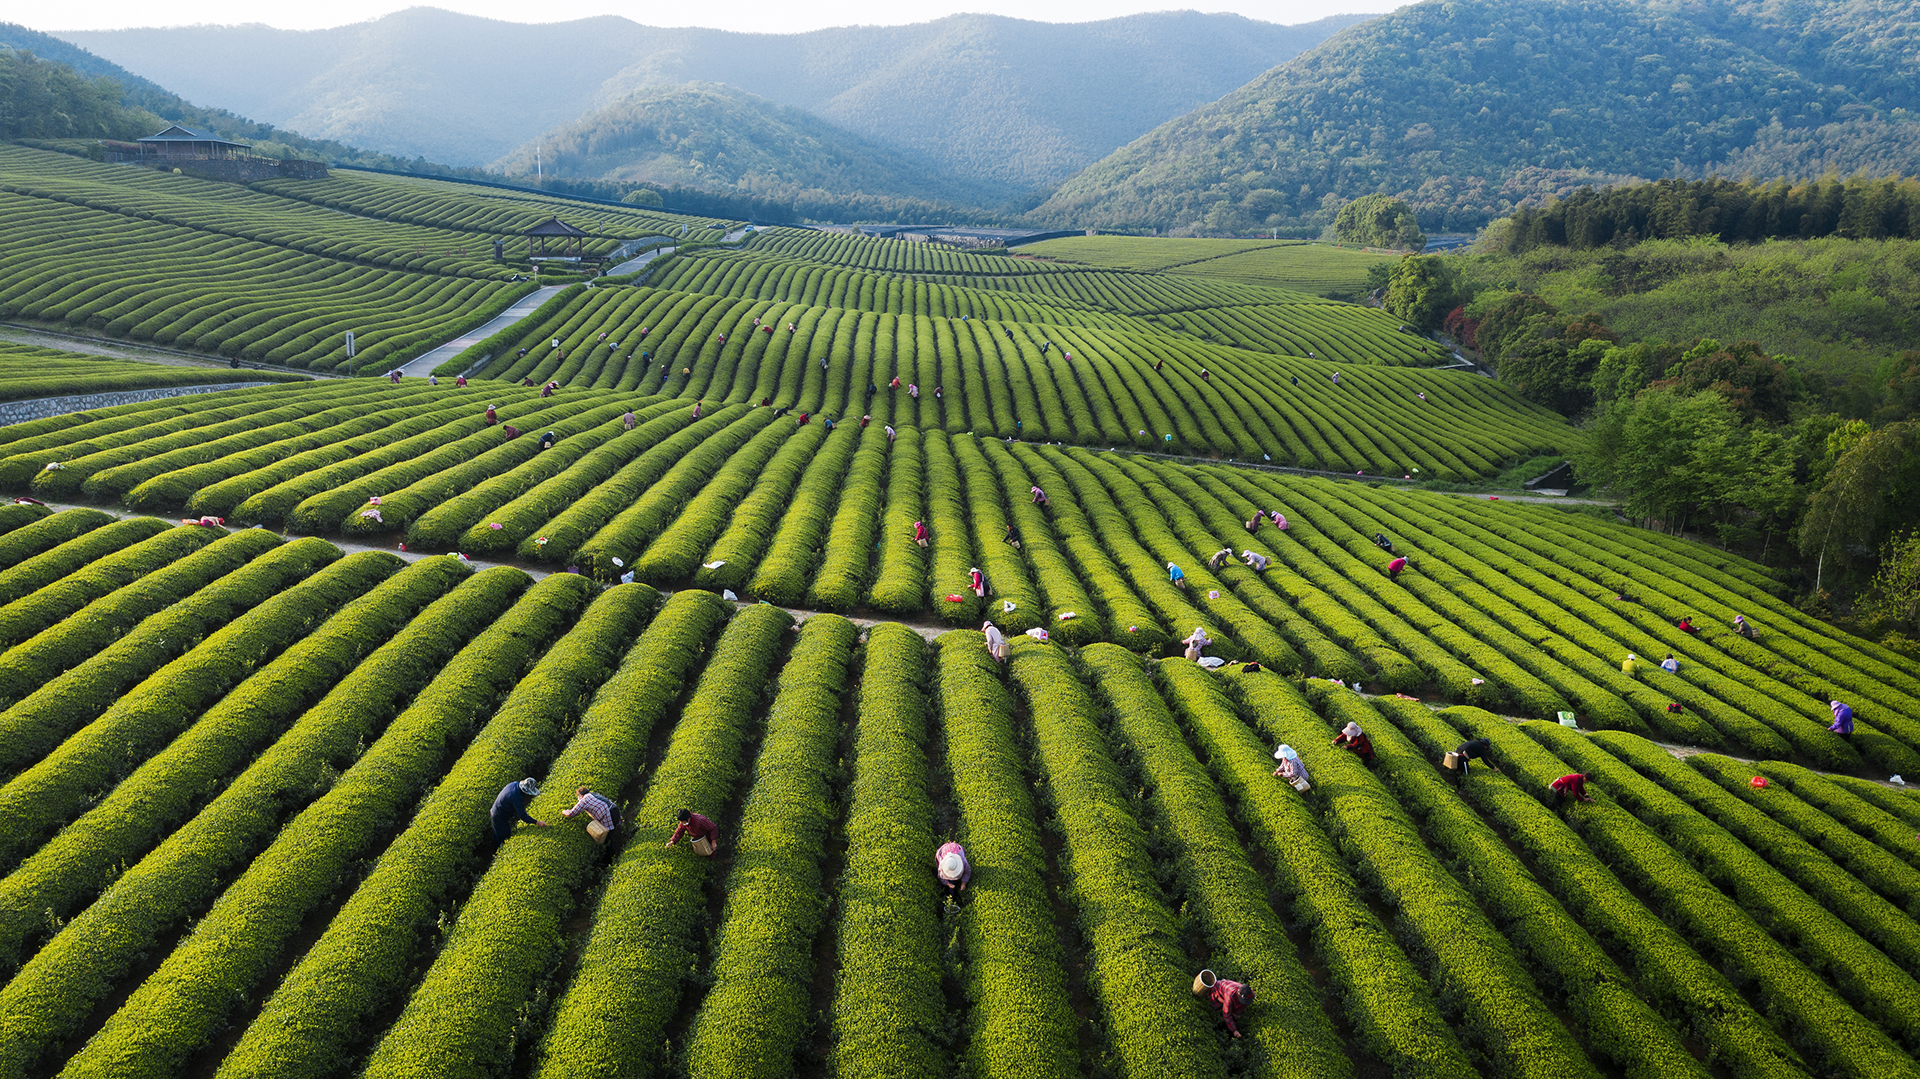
[490,778,548,842]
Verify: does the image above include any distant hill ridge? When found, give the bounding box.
[58,8,1371,199]
[1033,0,1920,234]
[489,82,995,214]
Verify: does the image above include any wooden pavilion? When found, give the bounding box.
[134,125,252,161]
[524,218,591,260]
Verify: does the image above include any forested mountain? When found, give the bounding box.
[1034,0,1920,235]
[56,8,1367,198]
[493,83,997,218]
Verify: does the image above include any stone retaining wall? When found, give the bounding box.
[0,382,277,427]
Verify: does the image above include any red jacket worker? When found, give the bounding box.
[668,808,719,855]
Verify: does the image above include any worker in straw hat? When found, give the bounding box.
[489,777,548,845]
[935,840,971,898]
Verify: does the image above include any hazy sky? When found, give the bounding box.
[15,0,1375,34]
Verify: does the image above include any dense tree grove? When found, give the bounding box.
[0,51,153,142]
[1501,175,1920,251]
[1333,194,1426,250]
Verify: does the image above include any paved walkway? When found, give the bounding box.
[397,286,568,378]
[606,245,674,276]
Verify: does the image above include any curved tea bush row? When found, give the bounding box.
[628,418,807,584]
[366,590,755,1079]
[569,406,777,573]
[1125,457,1364,679]
[0,548,395,870]
[930,632,1081,1078]
[1352,695,1711,1079]
[484,403,748,560]
[0,189,529,372]
[0,567,539,1079]
[0,556,465,978]
[0,568,523,1040]
[1288,683,1608,1079]
[0,517,206,651]
[1373,701,1806,1079]
[686,614,861,1079]
[407,397,685,549]
[0,506,116,575]
[527,600,786,1079]
[253,169,733,242]
[1240,673,1596,1079]
[1007,642,1220,1076]
[89,568,569,1079]
[868,426,929,613]
[0,531,318,773]
[1752,762,1920,871]
[0,343,307,400]
[825,624,947,1078]
[212,574,626,1079]
[1607,741,1920,965]
[746,416,865,605]
[1087,648,1350,1079]
[0,512,170,612]
[475,274,1570,471]
[1450,712,1920,1079]
[1163,665,1475,1077]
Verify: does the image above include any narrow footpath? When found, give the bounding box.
[397,285,568,378]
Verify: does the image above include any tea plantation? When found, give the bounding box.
[0,142,1916,1079]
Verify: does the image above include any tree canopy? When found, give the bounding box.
[1333,195,1425,250]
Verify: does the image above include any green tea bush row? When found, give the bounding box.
[189,393,496,518]
[212,574,624,1079]
[1129,458,1362,678]
[299,399,619,534]
[626,419,804,583]
[693,425,826,592]
[1164,667,1476,1078]
[1090,650,1349,1078]
[808,426,889,610]
[533,601,790,1078]
[1006,443,1165,651]
[569,407,778,574]
[1378,703,1805,1079]
[943,435,1047,636]
[868,427,929,613]
[0,556,464,975]
[77,386,405,503]
[0,513,168,611]
[82,567,555,1079]
[0,548,394,870]
[1358,696,1710,1079]
[364,591,757,1079]
[685,614,861,1078]
[972,438,1105,643]
[1445,711,1917,1079]
[0,506,116,573]
[0,563,535,1079]
[1292,684,1609,1079]
[1753,762,1920,871]
[1613,742,1920,962]
[827,624,947,1078]
[405,398,679,548]
[931,632,1081,1078]
[746,416,865,605]
[128,390,458,512]
[0,531,318,771]
[0,522,209,651]
[1185,468,1425,687]
[1008,643,1219,1075]
[1059,447,1299,667]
